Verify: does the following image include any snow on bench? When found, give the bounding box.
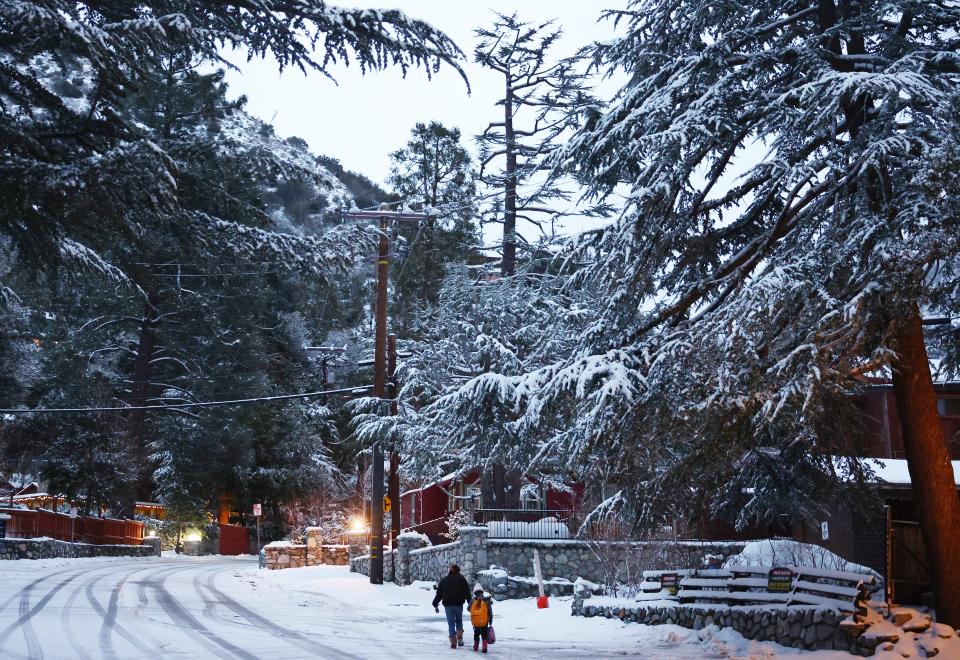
[668,566,868,614]
[788,565,877,586]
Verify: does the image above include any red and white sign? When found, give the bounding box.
[252,503,262,517]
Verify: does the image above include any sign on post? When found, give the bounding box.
[383,496,392,513]
[820,521,830,541]
[768,567,794,593]
[253,503,262,553]
[660,572,679,596]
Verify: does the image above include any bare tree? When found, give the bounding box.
[474,13,599,277]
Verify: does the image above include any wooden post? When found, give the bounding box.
[370,214,389,585]
[885,504,894,608]
[388,333,401,550]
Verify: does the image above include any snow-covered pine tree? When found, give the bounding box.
[1,0,465,529]
[386,121,478,332]
[534,0,960,624]
[352,267,597,506]
[474,13,600,276]
[0,0,464,293]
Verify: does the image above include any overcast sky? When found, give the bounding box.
[223,1,623,238]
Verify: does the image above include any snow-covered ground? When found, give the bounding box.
[0,554,932,659]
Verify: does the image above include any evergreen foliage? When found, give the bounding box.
[520,0,960,530]
[386,121,478,332]
[0,0,465,524]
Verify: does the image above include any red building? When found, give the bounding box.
[400,469,582,542]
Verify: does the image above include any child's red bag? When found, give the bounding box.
[487,626,496,644]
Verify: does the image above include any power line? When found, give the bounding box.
[0,386,372,415]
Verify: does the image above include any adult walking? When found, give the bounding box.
[432,563,472,649]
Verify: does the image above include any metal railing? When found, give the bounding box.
[475,509,575,540]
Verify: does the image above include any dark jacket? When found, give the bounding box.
[432,573,471,607]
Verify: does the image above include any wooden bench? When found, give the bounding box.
[667,564,874,615]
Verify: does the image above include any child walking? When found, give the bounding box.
[468,584,493,653]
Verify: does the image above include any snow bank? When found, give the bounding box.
[724,539,880,580]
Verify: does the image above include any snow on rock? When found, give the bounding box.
[864,605,960,660]
[396,530,430,545]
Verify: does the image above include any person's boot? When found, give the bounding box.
[449,636,457,649]
[457,630,464,647]
[473,638,479,652]
[482,639,488,653]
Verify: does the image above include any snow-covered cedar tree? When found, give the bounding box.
[387,121,479,332]
[474,12,605,276]
[351,267,598,507]
[525,0,960,624]
[0,0,465,298]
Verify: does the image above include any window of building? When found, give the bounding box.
[521,486,543,511]
[937,397,960,419]
[466,486,482,510]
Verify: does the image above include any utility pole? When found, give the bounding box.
[369,214,389,585]
[342,206,429,586]
[388,333,400,550]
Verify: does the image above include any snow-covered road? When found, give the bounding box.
[0,555,853,659]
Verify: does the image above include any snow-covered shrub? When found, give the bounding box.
[442,508,474,541]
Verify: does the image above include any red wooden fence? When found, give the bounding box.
[0,508,144,545]
[218,523,249,555]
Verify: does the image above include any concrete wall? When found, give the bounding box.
[0,538,156,560]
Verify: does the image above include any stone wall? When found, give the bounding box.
[263,527,349,570]
[350,528,746,595]
[477,568,595,600]
[407,541,462,582]
[486,539,746,583]
[571,594,879,655]
[0,538,156,560]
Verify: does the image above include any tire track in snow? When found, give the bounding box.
[88,562,164,658]
[61,573,96,660]
[0,571,84,659]
[147,563,259,660]
[199,567,364,660]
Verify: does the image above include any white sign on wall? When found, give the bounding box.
[821,521,829,541]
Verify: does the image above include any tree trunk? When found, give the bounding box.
[502,74,517,277]
[121,293,161,515]
[890,303,960,627]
